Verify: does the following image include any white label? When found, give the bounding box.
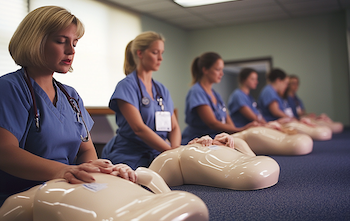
[284,107,294,118]
[208,145,220,150]
[83,183,108,192]
[155,111,171,131]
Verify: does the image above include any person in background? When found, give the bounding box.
[102,31,181,170]
[284,75,343,133]
[257,68,293,122]
[228,68,266,127]
[0,6,135,207]
[284,74,305,118]
[181,52,258,144]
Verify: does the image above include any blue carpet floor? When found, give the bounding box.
[171,128,350,220]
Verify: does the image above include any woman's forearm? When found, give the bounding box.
[0,143,68,181]
[75,139,98,165]
[168,117,181,148]
[134,125,172,152]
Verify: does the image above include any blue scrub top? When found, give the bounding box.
[286,95,305,118]
[228,89,260,127]
[101,70,174,170]
[0,68,93,205]
[258,85,286,122]
[182,82,227,144]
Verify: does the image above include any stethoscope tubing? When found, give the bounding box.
[135,72,164,110]
[23,69,90,142]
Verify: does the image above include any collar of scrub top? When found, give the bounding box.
[23,69,90,142]
[135,72,164,111]
[200,83,226,113]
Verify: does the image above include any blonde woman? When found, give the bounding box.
[102,32,181,169]
[0,6,135,206]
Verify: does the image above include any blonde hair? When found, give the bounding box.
[124,31,164,75]
[9,6,85,71]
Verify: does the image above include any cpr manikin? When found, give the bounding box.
[0,165,208,221]
[231,124,313,155]
[277,116,332,140]
[303,114,343,134]
[262,118,332,141]
[149,134,280,190]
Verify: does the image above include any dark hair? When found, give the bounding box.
[283,74,300,98]
[267,68,287,82]
[191,52,222,84]
[289,74,299,83]
[239,68,257,85]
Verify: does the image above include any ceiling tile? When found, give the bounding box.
[127,1,178,13]
[216,13,290,25]
[151,8,194,19]
[186,0,277,14]
[103,0,350,30]
[202,5,287,20]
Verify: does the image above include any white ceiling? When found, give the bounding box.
[102,0,350,30]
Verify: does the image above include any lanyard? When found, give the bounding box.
[200,84,226,114]
[135,73,164,111]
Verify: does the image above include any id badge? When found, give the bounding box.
[296,106,302,115]
[221,117,226,124]
[155,111,171,131]
[284,107,294,118]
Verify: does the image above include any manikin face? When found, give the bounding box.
[244,72,258,90]
[138,40,164,72]
[203,58,224,84]
[43,23,78,74]
[288,78,299,94]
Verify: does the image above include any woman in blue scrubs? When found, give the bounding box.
[0,6,135,206]
[228,68,266,127]
[181,52,259,144]
[257,68,294,122]
[102,32,181,170]
[284,75,306,118]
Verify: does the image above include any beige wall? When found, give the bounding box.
[141,11,350,130]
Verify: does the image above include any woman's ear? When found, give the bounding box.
[202,66,208,75]
[136,50,143,59]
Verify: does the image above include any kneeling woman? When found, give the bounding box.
[181,52,258,144]
[0,6,134,207]
[257,68,293,122]
[102,32,181,170]
[228,68,266,127]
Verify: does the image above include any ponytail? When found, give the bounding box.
[124,40,136,75]
[191,57,201,85]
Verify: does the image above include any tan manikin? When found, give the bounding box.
[149,134,280,190]
[303,114,343,134]
[231,126,313,155]
[282,121,332,140]
[0,167,209,221]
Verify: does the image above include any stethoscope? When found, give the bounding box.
[23,69,90,142]
[135,73,164,111]
[202,85,226,114]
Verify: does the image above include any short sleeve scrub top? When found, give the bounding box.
[258,84,292,121]
[181,82,227,144]
[101,71,174,170]
[228,88,261,127]
[0,68,93,206]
